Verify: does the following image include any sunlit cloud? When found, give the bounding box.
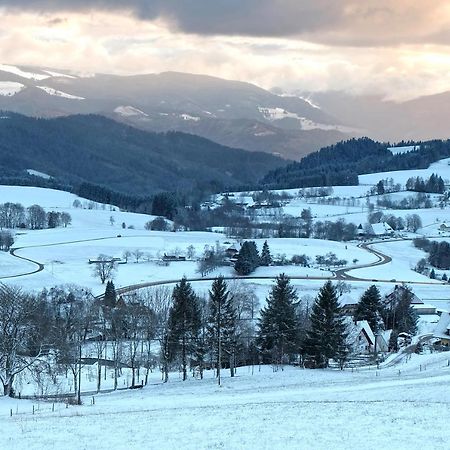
[0,5,450,100]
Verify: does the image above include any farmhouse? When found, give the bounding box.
[369,222,394,237]
[439,222,450,232]
[433,311,450,346]
[385,284,423,306]
[346,319,375,354]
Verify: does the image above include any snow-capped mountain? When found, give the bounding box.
[0,64,352,160]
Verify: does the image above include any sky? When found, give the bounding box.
[1,1,450,100]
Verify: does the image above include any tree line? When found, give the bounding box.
[413,238,450,270]
[0,276,419,397]
[262,137,450,190]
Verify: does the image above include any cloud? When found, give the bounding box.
[1,0,450,46]
[1,6,450,101]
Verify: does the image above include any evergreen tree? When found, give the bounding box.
[257,274,299,365]
[376,180,385,195]
[207,277,237,383]
[442,273,448,282]
[234,241,260,275]
[104,280,117,308]
[260,240,272,266]
[300,208,313,237]
[353,285,383,332]
[304,281,347,368]
[430,268,436,279]
[167,277,201,381]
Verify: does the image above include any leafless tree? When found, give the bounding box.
[142,287,172,382]
[132,249,144,264]
[0,231,14,251]
[0,285,44,396]
[27,204,46,230]
[0,203,25,229]
[122,250,132,263]
[92,254,117,284]
[60,212,72,228]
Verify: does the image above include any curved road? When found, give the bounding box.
[4,236,445,291]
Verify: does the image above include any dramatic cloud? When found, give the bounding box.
[1,1,450,45]
[1,2,450,100]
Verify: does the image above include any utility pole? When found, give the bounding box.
[217,298,221,386]
[77,339,82,405]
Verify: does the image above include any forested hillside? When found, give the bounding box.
[0,112,286,196]
[262,137,450,189]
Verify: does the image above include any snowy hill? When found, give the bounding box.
[0,64,351,160]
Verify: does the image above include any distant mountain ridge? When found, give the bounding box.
[0,112,286,196]
[0,64,355,160]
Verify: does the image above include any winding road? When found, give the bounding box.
[3,236,445,294]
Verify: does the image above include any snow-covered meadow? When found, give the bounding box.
[1,351,450,450]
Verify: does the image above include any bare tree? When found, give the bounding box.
[0,231,14,252]
[0,285,46,396]
[132,249,144,264]
[60,212,72,228]
[0,203,25,229]
[143,287,172,382]
[27,204,46,230]
[92,254,117,284]
[50,287,93,404]
[122,250,132,263]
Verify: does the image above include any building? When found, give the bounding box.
[369,222,394,237]
[385,284,423,306]
[439,222,450,232]
[345,318,375,354]
[433,311,450,346]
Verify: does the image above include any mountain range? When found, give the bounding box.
[0,64,355,161]
[1,63,450,162]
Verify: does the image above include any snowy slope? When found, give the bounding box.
[1,353,450,450]
[36,86,85,100]
[0,81,25,96]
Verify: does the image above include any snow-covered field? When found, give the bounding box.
[1,352,450,450]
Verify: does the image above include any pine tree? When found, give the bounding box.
[353,285,383,332]
[257,274,299,366]
[430,268,436,279]
[260,240,272,266]
[104,280,117,308]
[207,277,237,383]
[234,241,260,275]
[167,277,201,381]
[396,287,418,335]
[304,281,348,368]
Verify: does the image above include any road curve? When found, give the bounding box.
[5,235,444,290]
[0,247,45,280]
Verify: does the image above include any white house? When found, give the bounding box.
[370,222,394,237]
[433,311,450,346]
[346,319,375,354]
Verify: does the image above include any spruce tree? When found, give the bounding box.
[104,280,117,308]
[235,241,260,275]
[167,277,201,381]
[353,285,383,332]
[208,277,237,383]
[304,281,347,368]
[257,274,299,365]
[260,240,272,266]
